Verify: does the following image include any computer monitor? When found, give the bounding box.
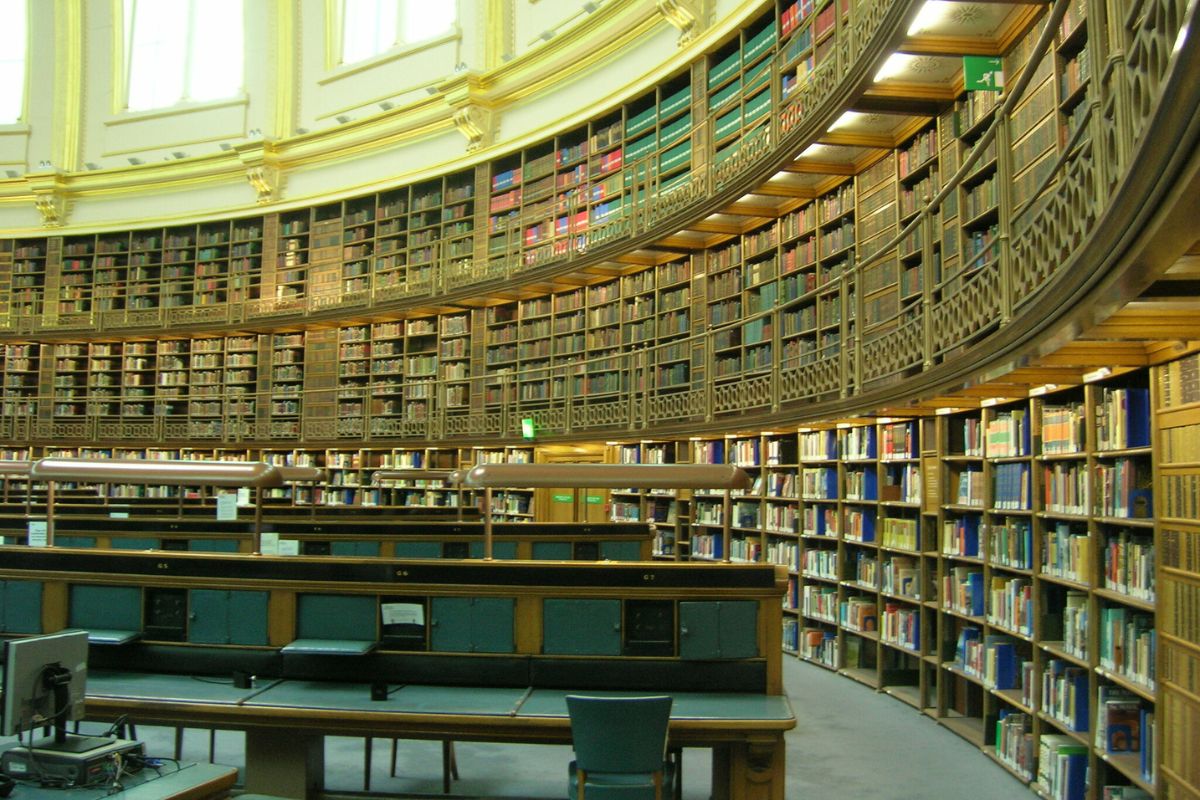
[1,629,89,748]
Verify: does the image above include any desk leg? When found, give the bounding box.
[714,737,786,800]
[244,729,324,800]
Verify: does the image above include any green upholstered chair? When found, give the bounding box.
[566,694,674,800]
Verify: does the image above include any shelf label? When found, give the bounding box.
[27,520,47,547]
[216,492,238,521]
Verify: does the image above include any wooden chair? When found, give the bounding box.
[566,695,674,800]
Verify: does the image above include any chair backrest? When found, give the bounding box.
[566,694,672,775]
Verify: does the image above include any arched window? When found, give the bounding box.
[0,0,27,124]
[124,0,244,112]
[341,0,457,65]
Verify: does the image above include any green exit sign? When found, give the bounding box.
[521,418,536,439]
[963,56,1003,92]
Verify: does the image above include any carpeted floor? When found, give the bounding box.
[120,656,1025,799]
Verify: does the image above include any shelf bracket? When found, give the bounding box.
[26,170,68,228]
[236,141,283,204]
[657,0,712,46]
[441,75,497,153]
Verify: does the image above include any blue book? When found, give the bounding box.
[1127,388,1150,448]
[1140,707,1154,780]
[1062,749,1087,800]
[986,638,1017,689]
[1067,668,1089,731]
[955,627,980,667]
[967,571,985,617]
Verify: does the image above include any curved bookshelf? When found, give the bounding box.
[0,0,1194,449]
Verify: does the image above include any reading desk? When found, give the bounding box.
[85,674,794,800]
[0,533,792,800]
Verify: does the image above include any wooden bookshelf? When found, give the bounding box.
[1154,351,1197,798]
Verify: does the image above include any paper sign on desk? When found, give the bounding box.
[260,532,279,555]
[27,520,47,547]
[217,492,238,520]
[382,602,425,626]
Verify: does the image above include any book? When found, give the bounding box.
[1094,686,1141,753]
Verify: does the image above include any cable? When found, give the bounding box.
[101,714,129,738]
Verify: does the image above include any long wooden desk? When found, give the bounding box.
[0,548,793,800]
[86,672,793,800]
[0,759,235,800]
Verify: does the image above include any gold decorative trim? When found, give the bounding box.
[54,0,83,172]
[323,0,338,72]
[441,75,496,152]
[236,141,283,203]
[484,0,515,70]
[0,0,766,234]
[273,0,296,139]
[657,0,713,46]
[26,169,67,227]
[109,0,125,116]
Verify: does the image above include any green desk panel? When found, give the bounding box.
[679,600,758,660]
[188,589,269,646]
[250,681,529,715]
[516,689,795,722]
[430,597,514,653]
[393,541,442,558]
[110,537,159,550]
[543,599,620,655]
[87,669,271,704]
[295,593,377,641]
[599,540,642,561]
[69,584,141,632]
[57,536,97,548]
[531,541,572,560]
[189,538,240,553]
[470,597,515,653]
[281,638,376,655]
[332,540,382,557]
[0,579,42,633]
[429,596,473,651]
[468,541,518,559]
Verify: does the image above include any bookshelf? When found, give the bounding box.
[606,439,689,557]
[1153,352,1195,798]
[468,444,535,522]
[9,238,46,322]
[566,377,1167,798]
[856,154,900,333]
[707,14,776,168]
[440,312,471,419]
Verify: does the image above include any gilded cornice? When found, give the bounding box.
[26,169,68,227]
[0,0,770,234]
[657,0,714,45]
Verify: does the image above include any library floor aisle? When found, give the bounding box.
[121,656,1021,800]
